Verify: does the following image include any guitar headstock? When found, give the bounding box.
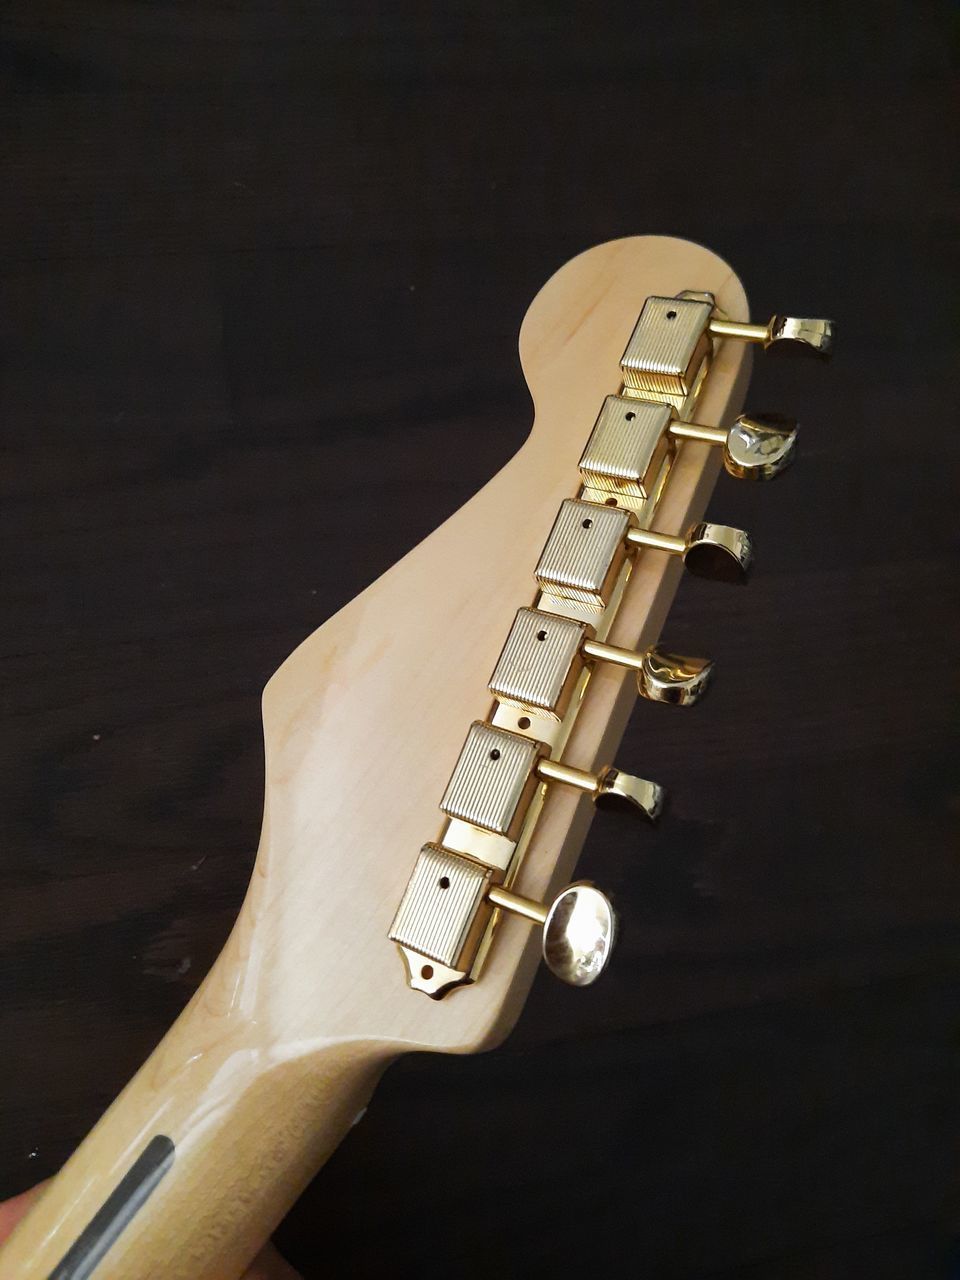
[248,235,831,1058]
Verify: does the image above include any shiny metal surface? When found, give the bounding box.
[488,607,588,718]
[486,881,617,987]
[388,844,493,971]
[620,294,712,398]
[578,396,673,499]
[390,270,831,997]
[534,498,631,609]
[635,644,713,705]
[767,314,834,357]
[725,413,798,479]
[581,638,712,707]
[541,883,617,986]
[683,521,753,583]
[709,313,834,358]
[440,722,543,839]
[668,412,798,481]
[595,766,665,820]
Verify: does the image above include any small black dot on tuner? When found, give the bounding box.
[582,518,593,529]
[489,749,501,760]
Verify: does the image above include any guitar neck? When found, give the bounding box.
[0,235,819,1278]
[0,925,391,1280]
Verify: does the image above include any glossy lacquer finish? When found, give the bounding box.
[0,236,751,1279]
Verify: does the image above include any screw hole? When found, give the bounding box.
[605,497,618,506]
[536,629,548,641]
[625,411,635,420]
[518,716,531,729]
[666,309,677,320]
[581,518,593,529]
[438,876,450,890]
[421,964,434,980]
[489,748,501,761]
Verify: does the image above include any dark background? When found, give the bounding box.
[1,4,957,1277]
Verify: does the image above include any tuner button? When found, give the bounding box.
[626,521,753,584]
[536,757,664,822]
[595,767,665,820]
[682,522,753,584]
[581,637,712,708]
[636,645,713,706]
[766,315,834,358]
[725,413,798,480]
[488,881,617,987]
[709,314,834,359]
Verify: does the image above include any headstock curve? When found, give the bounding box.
[252,235,753,1059]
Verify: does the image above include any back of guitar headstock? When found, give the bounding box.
[0,235,834,1280]
[256,233,831,1058]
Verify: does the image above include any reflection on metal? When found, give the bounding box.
[390,281,833,995]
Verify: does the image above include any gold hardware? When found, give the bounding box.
[535,498,630,610]
[669,412,798,481]
[389,844,494,973]
[488,608,588,720]
[390,845,617,992]
[709,314,834,358]
[489,608,710,715]
[390,275,832,998]
[583,395,797,486]
[536,757,664,821]
[443,720,663,842]
[488,881,617,987]
[582,639,712,706]
[441,722,545,840]
[620,295,713,399]
[579,397,674,500]
[620,294,833,401]
[626,520,752,584]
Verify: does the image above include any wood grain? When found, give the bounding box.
[0,234,752,1278]
[0,3,957,1278]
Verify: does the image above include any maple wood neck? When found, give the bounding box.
[0,235,754,1278]
[0,927,393,1280]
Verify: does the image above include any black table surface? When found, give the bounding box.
[1,4,957,1277]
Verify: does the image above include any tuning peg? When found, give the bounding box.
[441,722,664,842]
[626,520,752,584]
[709,314,834,359]
[536,500,752,612]
[669,412,798,481]
[582,639,712,705]
[487,880,616,986]
[536,756,664,821]
[620,296,833,399]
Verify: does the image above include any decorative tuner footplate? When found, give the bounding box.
[389,284,833,998]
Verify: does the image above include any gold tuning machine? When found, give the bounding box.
[580,395,797,492]
[536,757,664,821]
[440,722,664,835]
[488,880,616,987]
[489,606,712,717]
[582,638,712,706]
[535,499,751,613]
[670,412,798,481]
[388,844,616,989]
[620,294,833,400]
[709,314,834,359]
[391,279,835,999]
[626,520,752,584]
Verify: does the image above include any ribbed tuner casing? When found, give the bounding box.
[440,722,543,839]
[579,396,673,499]
[388,844,492,969]
[535,498,630,608]
[488,607,587,718]
[620,295,712,397]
